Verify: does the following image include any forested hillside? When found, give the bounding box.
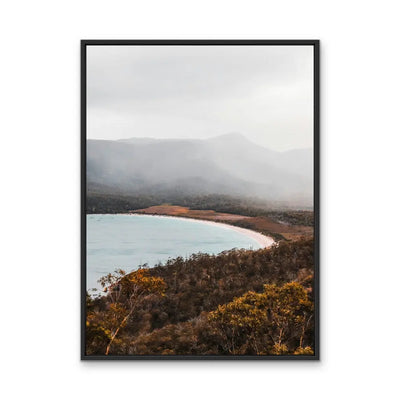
[87,134,313,207]
[86,238,315,356]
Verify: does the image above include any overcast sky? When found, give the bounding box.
[87,45,313,151]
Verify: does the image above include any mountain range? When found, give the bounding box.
[87,133,313,207]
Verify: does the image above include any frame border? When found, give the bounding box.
[81,39,320,360]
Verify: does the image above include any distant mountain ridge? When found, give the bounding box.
[87,134,313,207]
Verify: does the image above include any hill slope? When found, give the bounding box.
[87,133,313,206]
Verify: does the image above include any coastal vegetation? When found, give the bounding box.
[86,238,315,356]
[87,193,313,241]
[87,192,313,225]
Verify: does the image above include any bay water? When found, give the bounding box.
[87,214,262,294]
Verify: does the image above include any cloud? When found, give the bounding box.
[87,45,313,151]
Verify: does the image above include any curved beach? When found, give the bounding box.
[129,213,275,249]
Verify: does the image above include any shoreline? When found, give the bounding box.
[91,212,275,249]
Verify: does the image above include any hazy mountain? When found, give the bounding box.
[87,133,313,206]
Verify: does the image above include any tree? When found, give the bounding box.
[208,282,314,355]
[87,268,166,355]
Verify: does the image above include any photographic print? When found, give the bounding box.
[82,40,319,359]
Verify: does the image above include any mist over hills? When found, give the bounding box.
[87,133,313,207]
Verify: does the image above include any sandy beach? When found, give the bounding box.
[127,213,275,249]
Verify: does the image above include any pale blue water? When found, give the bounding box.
[87,214,262,294]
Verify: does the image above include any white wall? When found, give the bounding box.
[1,1,399,399]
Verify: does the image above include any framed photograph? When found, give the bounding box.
[81,40,319,360]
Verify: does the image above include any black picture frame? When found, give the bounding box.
[81,39,320,360]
